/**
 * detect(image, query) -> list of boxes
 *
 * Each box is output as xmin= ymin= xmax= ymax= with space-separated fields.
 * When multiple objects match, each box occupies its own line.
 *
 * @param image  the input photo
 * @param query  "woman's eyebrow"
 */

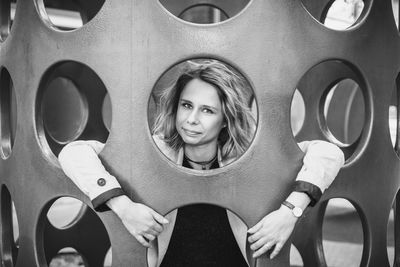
xmin=180 ymin=98 xmax=192 ymax=103
xmin=202 ymin=104 xmax=219 ymax=111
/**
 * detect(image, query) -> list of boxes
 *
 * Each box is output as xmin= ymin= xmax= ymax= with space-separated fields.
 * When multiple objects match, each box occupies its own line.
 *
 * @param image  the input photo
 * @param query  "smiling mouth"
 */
xmin=182 ymin=128 xmax=201 ymax=136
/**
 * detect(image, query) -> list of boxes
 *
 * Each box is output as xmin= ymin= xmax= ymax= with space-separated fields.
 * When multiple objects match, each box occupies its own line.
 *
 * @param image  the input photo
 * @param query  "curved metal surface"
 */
xmin=0 ymin=0 xmax=398 ymax=266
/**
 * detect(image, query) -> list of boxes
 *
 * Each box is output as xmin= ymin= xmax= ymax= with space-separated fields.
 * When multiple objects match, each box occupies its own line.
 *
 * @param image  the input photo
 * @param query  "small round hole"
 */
xmin=322 ymin=198 xmax=363 ymax=266
xmin=35 ymin=0 xmax=105 ymax=31
xmin=179 ymin=4 xmax=229 ymax=24
xmin=1 ymin=185 xmax=19 ymax=266
xmin=159 ymin=0 xmax=250 ymax=24
xmin=291 ymin=89 xmax=306 ymax=137
xmin=324 ymin=0 xmax=365 ymax=30
xmin=0 ymin=0 xmax=17 ymax=42
xmin=387 ymin=203 xmax=395 ymax=266
xmin=47 ymin=197 xmax=84 ymax=229
xmin=322 ymin=78 xmax=365 ymax=147
xmin=148 ymin=59 xmax=257 ymax=169
xmin=0 ymin=67 xmax=17 ymax=160
xmin=390 ymin=74 xmax=400 ymax=156
xmin=48 ymin=247 xmax=86 ymax=267
xmin=301 ymin=0 xmax=366 ymax=31
xmin=393 ymin=0 xmax=399 ymax=29
xmin=40 ymin=197 xmax=112 ymax=267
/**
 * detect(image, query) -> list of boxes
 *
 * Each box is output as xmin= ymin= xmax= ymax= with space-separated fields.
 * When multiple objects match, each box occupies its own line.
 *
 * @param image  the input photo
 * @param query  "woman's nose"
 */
xmin=186 ymin=110 xmax=199 ymax=124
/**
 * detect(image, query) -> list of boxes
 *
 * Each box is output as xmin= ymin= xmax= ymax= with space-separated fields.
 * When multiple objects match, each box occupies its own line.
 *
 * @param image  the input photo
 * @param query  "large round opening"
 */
xmin=295 ymin=60 xmax=368 ymax=161
xmin=35 ymin=0 xmax=106 ymax=31
xmin=322 ymin=198 xmax=364 ymax=266
xmin=148 ymin=59 xmax=257 ymax=169
xmin=36 ymin=61 xmax=110 ymax=158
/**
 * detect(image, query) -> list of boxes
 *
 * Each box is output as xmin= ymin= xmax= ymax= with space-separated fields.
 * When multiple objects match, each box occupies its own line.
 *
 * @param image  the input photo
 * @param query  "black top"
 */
xmin=159 ymin=157 xmax=248 ymax=267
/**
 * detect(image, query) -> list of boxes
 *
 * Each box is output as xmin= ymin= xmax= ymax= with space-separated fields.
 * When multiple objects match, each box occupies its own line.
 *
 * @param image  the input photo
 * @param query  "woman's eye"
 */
xmin=182 ymin=103 xmax=191 ymax=109
xmin=203 ymin=108 xmax=214 ymax=114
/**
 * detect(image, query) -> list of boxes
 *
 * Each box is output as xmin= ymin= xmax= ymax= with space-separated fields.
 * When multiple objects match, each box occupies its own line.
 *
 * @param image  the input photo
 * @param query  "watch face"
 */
xmin=293 ymin=207 xmax=303 ymax=217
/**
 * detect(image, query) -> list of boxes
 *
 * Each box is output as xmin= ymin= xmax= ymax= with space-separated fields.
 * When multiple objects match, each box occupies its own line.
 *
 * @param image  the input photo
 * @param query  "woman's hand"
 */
xmin=247 ymin=205 xmax=298 ymax=259
xmin=107 ymin=195 xmax=169 ymax=247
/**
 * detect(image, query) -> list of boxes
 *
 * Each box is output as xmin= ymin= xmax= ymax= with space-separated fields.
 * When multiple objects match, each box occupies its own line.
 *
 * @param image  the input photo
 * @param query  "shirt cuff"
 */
xmin=91 ymin=188 xmax=126 ymax=212
xmin=293 ymin=180 xmax=322 ymax=206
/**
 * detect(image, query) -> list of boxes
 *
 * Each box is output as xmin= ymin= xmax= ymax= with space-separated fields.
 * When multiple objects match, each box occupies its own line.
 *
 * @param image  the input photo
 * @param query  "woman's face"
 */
xmin=175 ymin=78 xmax=225 ymax=149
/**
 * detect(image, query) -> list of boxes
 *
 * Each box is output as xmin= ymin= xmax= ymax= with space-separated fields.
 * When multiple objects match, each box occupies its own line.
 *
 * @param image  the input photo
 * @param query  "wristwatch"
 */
xmin=282 ymin=200 xmax=303 ymax=218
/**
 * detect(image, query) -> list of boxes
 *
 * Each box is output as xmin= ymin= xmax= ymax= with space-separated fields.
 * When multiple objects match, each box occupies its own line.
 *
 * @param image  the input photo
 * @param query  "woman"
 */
xmin=58 ymin=60 xmax=345 ymax=266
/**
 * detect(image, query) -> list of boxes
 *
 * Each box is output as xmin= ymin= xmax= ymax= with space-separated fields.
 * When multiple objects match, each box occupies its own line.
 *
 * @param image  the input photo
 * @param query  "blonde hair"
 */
xmin=153 ymin=59 xmax=256 ymax=159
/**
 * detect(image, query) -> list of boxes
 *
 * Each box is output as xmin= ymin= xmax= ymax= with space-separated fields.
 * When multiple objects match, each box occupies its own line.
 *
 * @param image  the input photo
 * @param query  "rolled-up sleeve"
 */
xmin=58 ymin=140 xmax=125 ymax=211
xmin=296 ymin=140 xmax=345 ymax=194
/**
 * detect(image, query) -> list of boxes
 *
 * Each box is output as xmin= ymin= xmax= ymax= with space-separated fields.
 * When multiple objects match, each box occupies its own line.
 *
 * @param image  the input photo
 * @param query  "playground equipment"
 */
xmin=0 ymin=0 xmax=399 ymax=266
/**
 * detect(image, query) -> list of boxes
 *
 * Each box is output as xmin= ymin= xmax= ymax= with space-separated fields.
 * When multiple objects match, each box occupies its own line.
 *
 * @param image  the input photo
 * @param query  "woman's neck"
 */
xmin=184 ymin=143 xmax=217 ymax=162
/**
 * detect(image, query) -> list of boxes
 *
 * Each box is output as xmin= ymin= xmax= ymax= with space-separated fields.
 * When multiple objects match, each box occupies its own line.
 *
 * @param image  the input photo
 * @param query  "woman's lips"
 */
xmin=182 ymin=128 xmax=201 ymax=136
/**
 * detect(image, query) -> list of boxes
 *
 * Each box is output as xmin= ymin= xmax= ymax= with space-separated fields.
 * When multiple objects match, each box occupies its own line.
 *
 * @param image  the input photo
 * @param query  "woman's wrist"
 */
xmin=284 ymin=191 xmax=311 ymax=211
xmin=106 ymin=195 xmax=134 ymax=216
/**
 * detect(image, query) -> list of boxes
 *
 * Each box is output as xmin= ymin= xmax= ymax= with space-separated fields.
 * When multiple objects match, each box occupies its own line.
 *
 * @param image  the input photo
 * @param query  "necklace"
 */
xmin=184 ymin=154 xmax=217 ymax=170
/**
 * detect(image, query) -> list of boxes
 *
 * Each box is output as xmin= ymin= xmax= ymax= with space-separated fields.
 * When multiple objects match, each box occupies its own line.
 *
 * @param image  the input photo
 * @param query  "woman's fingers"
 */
xmin=135 ymin=235 xmax=151 ymax=247
xmin=253 ymin=242 xmax=274 ymax=258
xmin=247 ymin=220 xmax=263 ymax=234
xmin=270 ymin=243 xmax=283 ymax=259
xmin=152 ymin=210 xmax=169 ymax=225
xmin=143 ymin=233 xmax=156 ymax=241
xmin=249 ymin=237 xmax=268 ymax=251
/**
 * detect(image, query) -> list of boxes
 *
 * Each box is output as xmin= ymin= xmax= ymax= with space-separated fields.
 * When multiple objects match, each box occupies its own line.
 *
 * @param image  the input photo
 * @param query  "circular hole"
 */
xmin=0 ymin=0 xmax=17 ymax=42
xmin=150 ymin=204 xmax=249 ymax=266
xmin=42 ymin=77 xmax=88 ymax=145
xmin=323 ymin=78 xmax=365 ymax=147
xmin=390 ymin=75 xmax=399 ymax=155
xmin=40 ymin=197 xmax=112 ymax=266
xmin=159 ymin=0 xmax=250 ymax=24
xmin=47 ymin=197 xmax=84 ymax=229
xmin=148 ymin=59 xmax=257 ymax=169
xmin=1 ymin=185 xmax=19 ymax=265
xmin=36 ymin=61 xmax=110 ymax=158
xmin=290 ymin=244 xmax=304 ymax=267
xmin=102 ymin=93 xmax=112 ymax=132
xmin=291 ymin=89 xmax=306 ymax=137
xmin=322 ymin=198 xmax=363 ymax=266
xmin=387 ymin=202 xmax=395 ymax=267
xmin=301 ymin=0 xmax=365 ymax=30
xmin=393 ymin=0 xmax=399 ymax=29
xmin=36 ymin=0 xmax=105 ymax=31
xmin=0 ymin=67 xmax=17 ymax=160
xmin=104 ymin=247 xmax=112 ymax=267
xmin=324 ymin=0 xmax=364 ymax=30
xmin=48 ymin=247 xmax=86 ymax=267
xmin=179 ymin=4 xmax=229 ymax=24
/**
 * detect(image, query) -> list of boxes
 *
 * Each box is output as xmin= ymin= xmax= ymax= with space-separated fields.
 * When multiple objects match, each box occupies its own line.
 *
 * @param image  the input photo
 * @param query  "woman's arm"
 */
xmin=58 ymin=140 xmax=168 ymax=247
xmin=248 ymin=140 xmax=345 ymax=259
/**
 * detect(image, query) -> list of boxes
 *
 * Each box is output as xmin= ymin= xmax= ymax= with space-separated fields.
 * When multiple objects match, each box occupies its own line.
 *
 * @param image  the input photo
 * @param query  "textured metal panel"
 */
xmin=0 ymin=0 xmax=398 ymax=266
